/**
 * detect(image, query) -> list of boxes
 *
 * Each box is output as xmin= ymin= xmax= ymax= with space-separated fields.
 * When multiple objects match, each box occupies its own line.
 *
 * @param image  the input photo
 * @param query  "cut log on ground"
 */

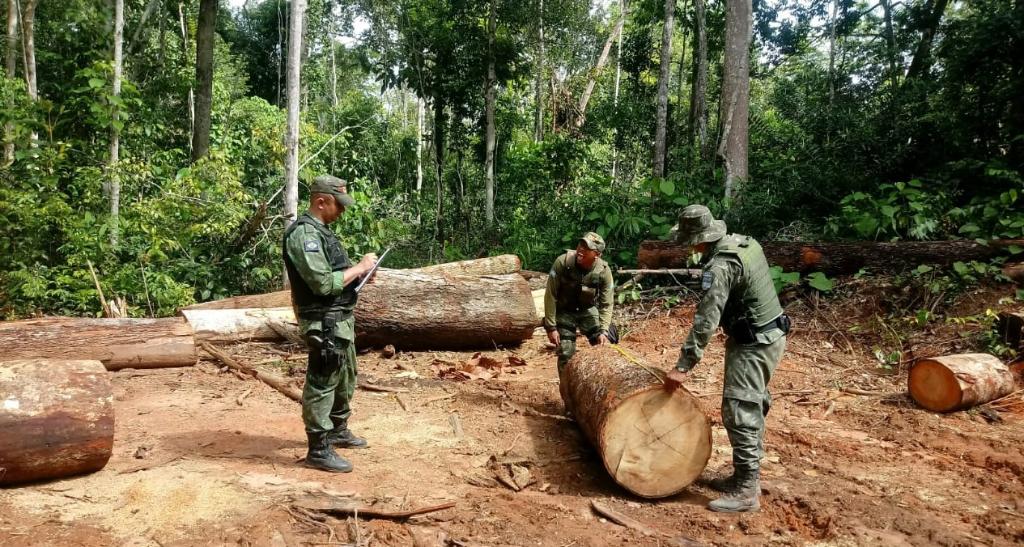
xmin=0 ymin=317 xmax=196 ymax=370
xmin=416 ymin=254 xmax=520 ymax=276
xmin=181 ymin=307 xmax=297 ymax=342
xmin=562 ymin=346 xmax=712 ymax=498
xmin=180 ymin=272 xmax=538 ymax=349
xmin=638 ymin=239 xmax=1024 ymax=275
xmin=0 ymin=359 xmax=114 ymax=485
xmin=1002 ymin=262 xmax=1024 ymax=285
xmin=909 ymin=353 xmax=1021 ymax=412
xmin=356 ymin=271 xmax=537 ymax=349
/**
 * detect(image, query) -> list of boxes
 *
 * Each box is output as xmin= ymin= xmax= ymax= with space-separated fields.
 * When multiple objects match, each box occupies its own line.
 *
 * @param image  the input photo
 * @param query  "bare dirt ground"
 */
xmin=3 ymin=282 xmax=1024 ymax=546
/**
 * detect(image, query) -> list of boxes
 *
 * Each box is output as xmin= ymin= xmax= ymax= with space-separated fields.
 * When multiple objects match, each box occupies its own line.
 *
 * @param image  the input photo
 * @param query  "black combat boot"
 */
xmin=305 ymin=432 xmax=353 ymax=472
xmin=705 ymin=467 xmax=738 ymax=493
xmin=708 ymin=468 xmax=760 ymax=513
xmin=326 ymin=421 xmax=368 ymax=449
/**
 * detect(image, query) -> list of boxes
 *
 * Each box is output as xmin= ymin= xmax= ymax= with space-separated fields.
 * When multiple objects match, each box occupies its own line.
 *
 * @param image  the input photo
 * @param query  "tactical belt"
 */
xmin=726 ymin=314 xmax=791 ymax=344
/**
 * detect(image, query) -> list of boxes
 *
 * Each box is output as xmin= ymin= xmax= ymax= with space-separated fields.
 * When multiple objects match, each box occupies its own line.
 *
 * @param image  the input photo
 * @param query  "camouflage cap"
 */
xmin=672 ymin=204 xmax=726 ymax=246
xmin=578 ymin=231 xmax=606 ymax=253
xmin=310 ymin=175 xmax=355 ymax=208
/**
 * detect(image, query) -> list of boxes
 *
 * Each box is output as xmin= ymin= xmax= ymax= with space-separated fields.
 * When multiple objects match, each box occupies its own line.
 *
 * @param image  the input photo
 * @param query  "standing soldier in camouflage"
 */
xmin=543 ymin=232 xmax=616 ymax=410
xmin=663 ymin=205 xmax=790 ymax=513
xmin=282 ymin=175 xmax=378 ymax=473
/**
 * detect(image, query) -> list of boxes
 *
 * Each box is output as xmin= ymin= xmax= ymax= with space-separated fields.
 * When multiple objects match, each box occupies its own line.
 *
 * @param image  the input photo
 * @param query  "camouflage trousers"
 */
xmin=301 ymin=331 xmax=358 ymax=434
xmin=554 ymin=307 xmax=604 ymax=374
xmin=722 ymin=334 xmax=786 ymax=472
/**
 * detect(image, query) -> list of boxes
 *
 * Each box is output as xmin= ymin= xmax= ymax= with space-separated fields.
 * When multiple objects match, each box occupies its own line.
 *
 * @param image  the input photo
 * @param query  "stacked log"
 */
xmin=908 ymin=353 xmax=1021 ymax=412
xmin=0 ymin=317 xmax=196 ymax=370
xmin=0 ymin=359 xmax=114 ymax=485
xmin=562 ymin=346 xmax=712 ymax=498
xmin=638 ymin=239 xmax=1024 ymax=275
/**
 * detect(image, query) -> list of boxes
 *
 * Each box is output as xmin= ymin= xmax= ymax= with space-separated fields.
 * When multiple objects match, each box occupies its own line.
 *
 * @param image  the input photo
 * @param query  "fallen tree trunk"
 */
xmin=638 ymin=239 xmax=1024 ymax=275
xmin=356 ymin=271 xmax=537 ymax=349
xmin=182 ymin=256 xmax=525 ymax=312
xmin=909 ymin=353 xmax=1021 ymax=412
xmin=416 ymin=254 xmax=520 ymax=276
xmin=0 ymin=317 xmax=196 ymax=370
xmin=563 ymin=346 xmax=711 ymax=498
xmin=0 ymin=359 xmax=114 ymax=485
xmin=200 ymin=342 xmax=302 ymax=402
xmin=182 ymin=271 xmax=538 ymax=349
xmin=181 ymin=307 xmax=296 ymax=342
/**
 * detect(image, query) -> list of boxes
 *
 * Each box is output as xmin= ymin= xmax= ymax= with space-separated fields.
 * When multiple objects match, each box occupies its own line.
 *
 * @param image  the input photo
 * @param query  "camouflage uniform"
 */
xmin=672 ymin=205 xmax=789 ymax=512
xmin=543 ymin=233 xmax=615 ymax=408
xmin=282 ymin=176 xmax=368 ymax=473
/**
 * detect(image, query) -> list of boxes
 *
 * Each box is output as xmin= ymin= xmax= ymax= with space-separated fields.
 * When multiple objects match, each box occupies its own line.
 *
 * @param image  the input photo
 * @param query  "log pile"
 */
xmin=0 ymin=359 xmax=114 ymax=484
xmin=908 ymin=353 xmax=1022 ymax=412
xmin=562 ymin=346 xmax=712 ymax=498
xmin=638 ymin=239 xmax=1024 ymax=275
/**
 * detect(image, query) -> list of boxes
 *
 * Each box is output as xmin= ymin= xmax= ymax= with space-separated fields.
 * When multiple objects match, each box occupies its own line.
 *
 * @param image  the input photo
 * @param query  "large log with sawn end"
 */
xmin=356 ymin=271 xmax=537 ymax=349
xmin=0 ymin=359 xmax=114 ymax=485
xmin=908 ymin=353 xmax=1020 ymax=412
xmin=0 ymin=317 xmax=196 ymax=370
xmin=563 ymin=346 xmax=712 ymax=498
xmin=637 ymin=239 xmax=1024 ymax=275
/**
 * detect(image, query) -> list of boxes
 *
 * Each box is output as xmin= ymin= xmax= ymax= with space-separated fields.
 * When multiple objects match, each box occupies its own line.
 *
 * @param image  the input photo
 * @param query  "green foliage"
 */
xmin=825 ymin=180 xmax=951 ymax=241
xmin=770 ymin=266 xmax=800 ymax=293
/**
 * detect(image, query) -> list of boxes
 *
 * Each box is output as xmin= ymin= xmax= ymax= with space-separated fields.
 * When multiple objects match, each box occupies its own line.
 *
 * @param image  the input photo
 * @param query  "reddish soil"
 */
xmin=2 ymin=284 xmax=1024 ymax=546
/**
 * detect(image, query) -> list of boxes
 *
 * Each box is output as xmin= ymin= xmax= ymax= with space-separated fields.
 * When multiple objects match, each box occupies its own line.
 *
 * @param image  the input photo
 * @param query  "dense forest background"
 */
xmin=0 ymin=0 xmax=1022 ymax=318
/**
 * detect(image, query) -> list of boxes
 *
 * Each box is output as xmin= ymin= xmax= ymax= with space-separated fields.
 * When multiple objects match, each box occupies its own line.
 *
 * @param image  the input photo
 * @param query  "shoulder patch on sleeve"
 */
xmin=303 ymin=240 xmax=321 ymax=252
xmin=701 ymin=270 xmax=715 ymax=290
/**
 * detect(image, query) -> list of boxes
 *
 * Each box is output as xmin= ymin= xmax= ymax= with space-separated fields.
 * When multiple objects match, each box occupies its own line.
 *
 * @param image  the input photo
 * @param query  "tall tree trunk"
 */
xmin=717 ymin=0 xmax=751 ymax=201
xmin=433 ymin=95 xmax=446 ymax=244
xmin=328 ymin=25 xmax=338 ymax=108
xmin=178 ymin=3 xmax=194 ymax=152
xmin=416 ymin=98 xmax=424 ymax=192
xmin=483 ymin=0 xmax=496 ymax=228
xmin=282 ymin=0 xmax=306 ymax=234
xmin=20 ymin=0 xmax=35 ymax=147
xmin=611 ymin=0 xmax=624 ymax=180
xmin=675 ymin=0 xmax=688 ymax=122
xmin=191 ymin=0 xmax=216 ymax=162
xmin=533 ymin=0 xmax=544 ymax=142
xmin=827 ymin=0 xmax=837 ymax=112
xmin=576 ymin=13 xmax=625 ymax=128
xmin=880 ymin=0 xmax=899 ymax=90
xmin=4 ymin=0 xmax=17 ymax=164
xmin=109 ymin=0 xmax=124 ymax=248
xmin=903 ymin=0 xmax=950 ymax=84
xmin=127 ymin=0 xmax=161 ymax=55
xmin=653 ymin=0 xmax=676 ymax=179
xmin=688 ymin=0 xmax=708 ymax=157
xmin=20 ymin=0 xmax=34 ymax=100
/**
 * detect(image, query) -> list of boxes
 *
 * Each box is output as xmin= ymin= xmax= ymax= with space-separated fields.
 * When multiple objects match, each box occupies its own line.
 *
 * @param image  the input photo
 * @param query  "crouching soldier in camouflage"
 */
xmin=282 ymin=175 xmax=378 ymax=473
xmin=663 ymin=205 xmax=790 ymax=513
xmin=543 ymin=232 xmax=616 ymax=411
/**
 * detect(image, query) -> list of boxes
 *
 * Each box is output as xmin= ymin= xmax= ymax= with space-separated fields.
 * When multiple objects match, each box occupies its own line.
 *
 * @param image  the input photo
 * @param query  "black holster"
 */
xmin=319 ymin=313 xmax=341 ymax=372
xmin=726 ymin=314 xmax=791 ymax=344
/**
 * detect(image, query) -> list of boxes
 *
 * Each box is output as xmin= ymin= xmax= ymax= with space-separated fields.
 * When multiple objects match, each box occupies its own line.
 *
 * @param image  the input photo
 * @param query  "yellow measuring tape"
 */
xmin=610 ymin=343 xmax=665 ymax=383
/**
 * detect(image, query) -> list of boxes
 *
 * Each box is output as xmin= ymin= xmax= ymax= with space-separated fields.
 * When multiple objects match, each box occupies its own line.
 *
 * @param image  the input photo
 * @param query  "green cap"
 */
xmin=579 ymin=231 xmax=606 ymax=252
xmin=310 ymin=175 xmax=355 ymax=208
xmin=672 ymin=204 xmax=726 ymax=246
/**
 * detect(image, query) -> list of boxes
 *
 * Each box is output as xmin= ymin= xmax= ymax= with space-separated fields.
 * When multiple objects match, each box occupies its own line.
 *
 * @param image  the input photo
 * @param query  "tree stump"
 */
xmin=909 ymin=353 xmax=1020 ymax=412
xmin=0 ymin=359 xmax=114 ymax=485
xmin=563 ymin=346 xmax=712 ymax=498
